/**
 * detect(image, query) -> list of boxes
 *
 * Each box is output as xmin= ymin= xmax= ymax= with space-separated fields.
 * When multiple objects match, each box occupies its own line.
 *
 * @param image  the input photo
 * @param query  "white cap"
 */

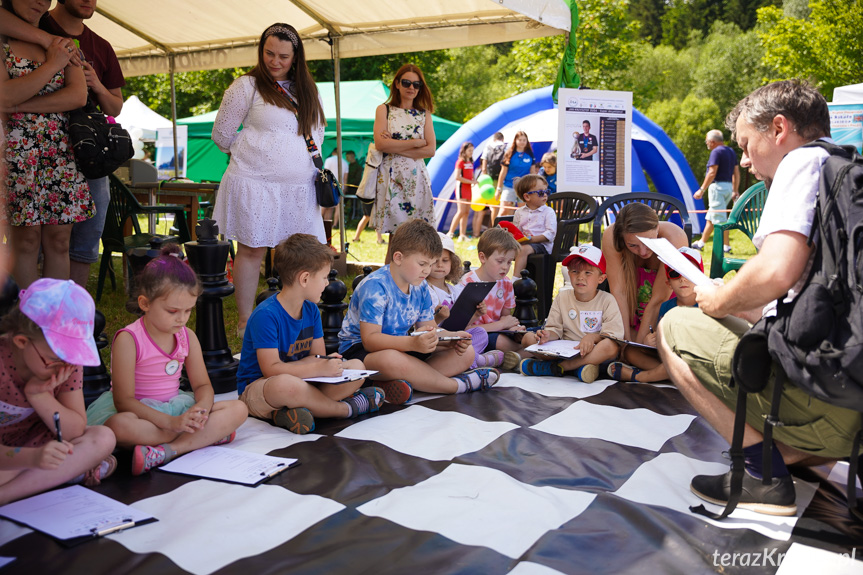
xmin=438 ymin=232 xmax=455 ymax=254
xmin=562 ymin=244 xmax=606 ymax=273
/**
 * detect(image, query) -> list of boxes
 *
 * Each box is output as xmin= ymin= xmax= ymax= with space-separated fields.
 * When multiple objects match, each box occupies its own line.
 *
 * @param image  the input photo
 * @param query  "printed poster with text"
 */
xmin=828 ymin=102 xmax=863 ymax=154
xmin=558 ymin=89 xmax=632 ymax=197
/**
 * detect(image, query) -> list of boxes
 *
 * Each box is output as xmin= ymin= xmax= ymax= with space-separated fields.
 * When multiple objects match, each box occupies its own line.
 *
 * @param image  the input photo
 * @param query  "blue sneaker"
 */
xmin=519 ymin=359 xmax=564 ymax=377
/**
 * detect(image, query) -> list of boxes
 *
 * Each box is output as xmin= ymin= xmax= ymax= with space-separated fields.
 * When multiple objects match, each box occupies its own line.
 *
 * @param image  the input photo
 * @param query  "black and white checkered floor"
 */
xmin=2 ymin=374 xmax=862 ymax=574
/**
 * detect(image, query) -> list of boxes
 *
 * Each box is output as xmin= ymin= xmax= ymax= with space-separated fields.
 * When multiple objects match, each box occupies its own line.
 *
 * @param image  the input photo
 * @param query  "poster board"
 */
xmin=828 ymin=102 xmax=863 ymax=154
xmin=156 ymin=125 xmax=188 ymax=180
xmin=557 ymin=89 xmax=632 ymax=197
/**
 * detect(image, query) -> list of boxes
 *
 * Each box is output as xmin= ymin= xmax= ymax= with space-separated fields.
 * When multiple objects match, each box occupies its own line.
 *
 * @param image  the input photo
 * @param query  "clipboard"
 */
xmin=158 ymin=446 xmax=299 ymax=486
xmin=439 ymin=281 xmax=495 ymax=331
xmin=0 ymin=485 xmax=157 ymax=547
xmin=600 ymin=334 xmax=659 ymax=354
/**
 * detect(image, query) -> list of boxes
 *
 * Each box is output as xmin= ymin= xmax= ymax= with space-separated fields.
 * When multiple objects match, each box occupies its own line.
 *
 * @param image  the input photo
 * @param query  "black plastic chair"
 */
xmin=495 ymin=192 xmax=598 ymax=317
xmin=97 ymin=174 xmax=190 ymax=301
xmin=591 ymin=192 xmax=693 ymax=249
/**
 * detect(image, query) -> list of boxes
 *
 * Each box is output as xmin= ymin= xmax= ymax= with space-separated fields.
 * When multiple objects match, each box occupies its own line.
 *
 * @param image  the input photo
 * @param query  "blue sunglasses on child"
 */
xmin=525 ymin=189 xmax=550 ymax=197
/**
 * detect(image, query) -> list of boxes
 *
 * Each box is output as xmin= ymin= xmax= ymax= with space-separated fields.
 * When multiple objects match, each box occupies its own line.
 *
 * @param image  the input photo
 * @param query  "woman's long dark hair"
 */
xmin=245 ymin=23 xmax=325 ymax=137
xmin=503 ymin=130 xmax=534 ymax=165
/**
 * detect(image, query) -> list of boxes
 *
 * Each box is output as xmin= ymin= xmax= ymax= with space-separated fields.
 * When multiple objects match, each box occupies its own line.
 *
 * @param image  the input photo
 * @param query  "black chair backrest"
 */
xmin=102 ymin=175 xmax=144 ymax=253
xmin=591 ymin=192 xmax=692 ymax=248
xmin=546 ymin=192 xmax=598 ymax=259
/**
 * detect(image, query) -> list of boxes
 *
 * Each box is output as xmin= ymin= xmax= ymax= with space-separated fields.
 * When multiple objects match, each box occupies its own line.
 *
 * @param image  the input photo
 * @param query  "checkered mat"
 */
xmin=2 ymin=374 xmax=862 ymax=574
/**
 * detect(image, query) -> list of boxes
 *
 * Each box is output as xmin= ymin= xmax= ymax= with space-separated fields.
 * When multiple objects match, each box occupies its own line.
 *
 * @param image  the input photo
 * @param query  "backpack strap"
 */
xmin=761 ymin=365 xmax=787 ymax=482
xmin=691 ymin=382 xmax=748 ymax=520
xmin=273 ymin=81 xmax=323 ymax=171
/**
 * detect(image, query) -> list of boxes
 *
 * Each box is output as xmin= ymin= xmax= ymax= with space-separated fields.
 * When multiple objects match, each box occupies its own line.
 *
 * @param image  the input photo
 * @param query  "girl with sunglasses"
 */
xmin=510 ymin=174 xmax=557 ymax=278
xmin=372 ymin=64 xmax=436 ymax=234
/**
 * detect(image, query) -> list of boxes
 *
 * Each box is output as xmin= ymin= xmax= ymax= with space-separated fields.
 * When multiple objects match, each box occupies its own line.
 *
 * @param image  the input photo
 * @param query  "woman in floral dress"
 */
xmin=1 ymin=0 xmax=92 ymax=288
xmin=372 ymin=64 xmax=436 ymax=234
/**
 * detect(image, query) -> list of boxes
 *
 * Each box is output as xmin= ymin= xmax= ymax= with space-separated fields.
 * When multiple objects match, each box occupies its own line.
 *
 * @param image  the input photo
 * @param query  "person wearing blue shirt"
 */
xmin=339 ymin=219 xmax=500 ymax=404
xmin=495 ymin=130 xmax=536 ymax=217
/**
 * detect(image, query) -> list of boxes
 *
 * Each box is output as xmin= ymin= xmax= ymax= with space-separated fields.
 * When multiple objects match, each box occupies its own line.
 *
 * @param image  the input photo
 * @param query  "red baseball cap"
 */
xmin=562 ymin=244 xmax=606 ymax=273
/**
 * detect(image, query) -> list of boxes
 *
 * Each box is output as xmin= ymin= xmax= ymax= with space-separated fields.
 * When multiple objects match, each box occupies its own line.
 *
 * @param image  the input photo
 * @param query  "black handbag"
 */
xmin=68 ymin=100 xmax=134 ymax=180
xmin=274 ymin=82 xmax=341 ymax=208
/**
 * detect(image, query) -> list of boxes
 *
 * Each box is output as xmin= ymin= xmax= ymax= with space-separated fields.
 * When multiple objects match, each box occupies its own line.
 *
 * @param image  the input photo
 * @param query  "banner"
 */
xmin=828 ymin=102 xmax=863 ymax=154
xmin=155 ymin=126 xmax=188 ymax=180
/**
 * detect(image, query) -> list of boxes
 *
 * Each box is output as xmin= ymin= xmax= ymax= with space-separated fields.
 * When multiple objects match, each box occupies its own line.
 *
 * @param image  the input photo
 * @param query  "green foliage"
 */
xmin=619 ymin=42 xmax=694 ymax=110
xmin=758 ymin=0 xmax=863 ymax=97
xmin=428 ymin=46 xmax=515 ymax=123
xmin=124 ymin=68 xmax=248 ymax=119
xmin=645 ymin=94 xmax=724 ymax=180
xmin=574 ymin=0 xmax=640 ymax=89
xmin=509 ymin=35 xmax=566 ymax=94
xmin=628 ymin=0 xmax=667 ymax=44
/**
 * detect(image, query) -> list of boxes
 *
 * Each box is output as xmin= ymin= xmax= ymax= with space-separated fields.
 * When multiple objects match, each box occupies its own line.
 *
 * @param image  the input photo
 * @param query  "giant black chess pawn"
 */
xmin=184 ymin=219 xmax=239 ymax=394
xmin=352 ymin=265 xmax=373 ymax=292
xmin=319 ymin=269 xmax=347 ymax=355
xmin=127 ymin=236 xmax=170 ymax=302
xmin=83 ymin=309 xmax=111 ymax=407
xmin=513 ymin=268 xmax=539 ymax=328
xmin=255 ymin=276 xmax=280 ymax=307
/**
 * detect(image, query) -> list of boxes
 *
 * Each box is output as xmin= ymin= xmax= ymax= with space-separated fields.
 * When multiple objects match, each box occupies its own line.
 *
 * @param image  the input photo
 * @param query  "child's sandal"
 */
xmin=607 ymin=362 xmax=642 ymax=382
xmin=82 ymin=454 xmax=118 ymax=487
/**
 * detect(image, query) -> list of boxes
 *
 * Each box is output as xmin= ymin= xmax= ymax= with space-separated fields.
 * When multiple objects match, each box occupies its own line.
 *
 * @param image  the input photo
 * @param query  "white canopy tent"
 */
xmin=114 ymin=95 xmax=172 ymax=140
xmin=833 ymin=83 xmax=863 ymax=103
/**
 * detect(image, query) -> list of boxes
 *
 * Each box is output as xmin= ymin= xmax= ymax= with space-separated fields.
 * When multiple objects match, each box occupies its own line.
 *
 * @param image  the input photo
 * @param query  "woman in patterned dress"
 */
xmin=1 ymin=0 xmax=92 ymax=288
xmin=372 ymin=64 xmax=436 ymax=235
xmin=211 ymin=23 xmax=326 ymax=334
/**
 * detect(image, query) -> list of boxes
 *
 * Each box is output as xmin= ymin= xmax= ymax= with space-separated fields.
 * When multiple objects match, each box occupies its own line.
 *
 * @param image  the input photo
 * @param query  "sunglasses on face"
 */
xmin=525 ymin=190 xmax=549 ymax=197
xmin=399 ymin=79 xmax=423 ymax=90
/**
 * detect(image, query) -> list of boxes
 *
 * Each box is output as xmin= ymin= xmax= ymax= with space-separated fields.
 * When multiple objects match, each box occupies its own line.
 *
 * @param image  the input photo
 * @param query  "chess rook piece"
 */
xmin=255 ymin=276 xmax=280 ymax=307
xmin=352 ymin=265 xmax=373 ymax=292
xmin=319 ymin=269 xmax=347 ymax=355
xmin=83 ymin=309 xmax=111 ymax=406
xmin=184 ymin=219 xmax=239 ymax=394
xmin=513 ymin=268 xmax=538 ymax=328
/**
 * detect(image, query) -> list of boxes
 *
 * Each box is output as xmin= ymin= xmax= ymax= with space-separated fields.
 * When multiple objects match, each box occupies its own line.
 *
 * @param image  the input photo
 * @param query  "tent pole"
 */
xmin=333 ymin=37 xmax=345 ymax=256
xmin=169 ymin=53 xmax=179 ymax=179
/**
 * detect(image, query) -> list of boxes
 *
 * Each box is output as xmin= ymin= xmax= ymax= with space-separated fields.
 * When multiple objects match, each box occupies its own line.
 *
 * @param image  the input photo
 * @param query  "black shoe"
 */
xmin=690 ymin=469 xmax=797 ymax=516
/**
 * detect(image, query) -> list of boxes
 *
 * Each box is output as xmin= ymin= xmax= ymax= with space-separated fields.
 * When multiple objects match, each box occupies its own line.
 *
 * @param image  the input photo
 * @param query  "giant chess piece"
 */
xmin=0 ymin=275 xmax=19 ymax=317
xmin=255 ymin=276 xmax=280 ymax=307
xmin=83 ymin=309 xmax=111 ymax=406
xmin=319 ymin=269 xmax=347 ymax=355
xmin=127 ymin=236 xmax=169 ymax=300
xmin=185 ymin=219 xmax=239 ymax=393
xmin=513 ymin=268 xmax=539 ymax=328
xmin=352 ymin=265 xmax=373 ymax=292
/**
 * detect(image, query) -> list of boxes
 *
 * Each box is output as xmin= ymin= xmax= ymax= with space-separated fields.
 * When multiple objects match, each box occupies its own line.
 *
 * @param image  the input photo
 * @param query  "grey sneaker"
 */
xmin=690 ymin=469 xmax=797 ymax=516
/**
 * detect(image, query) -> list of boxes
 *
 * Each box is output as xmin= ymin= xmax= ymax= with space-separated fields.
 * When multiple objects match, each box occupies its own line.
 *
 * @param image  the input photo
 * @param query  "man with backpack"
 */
xmin=657 ymin=80 xmax=861 ymax=517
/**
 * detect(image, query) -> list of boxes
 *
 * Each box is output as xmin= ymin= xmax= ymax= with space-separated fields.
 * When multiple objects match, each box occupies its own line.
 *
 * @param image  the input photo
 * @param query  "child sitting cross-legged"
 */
xmin=458 ymin=227 xmax=530 ymax=370
xmin=339 ymin=219 xmax=500 ymax=404
xmin=519 ymin=245 xmax=624 ymax=382
xmin=607 ymin=246 xmax=702 ymax=383
xmin=236 ymin=234 xmax=384 ymax=435
xmin=0 ymin=279 xmax=117 ymax=505
xmin=87 ymin=245 xmax=248 ymax=475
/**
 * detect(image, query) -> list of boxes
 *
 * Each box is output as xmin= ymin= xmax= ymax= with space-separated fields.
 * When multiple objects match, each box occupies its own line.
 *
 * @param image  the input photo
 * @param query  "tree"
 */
xmin=618 ymin=42 xmax=695 ymax=110
xmin=124 ymin=68 xmax=248 ymax=119
xmin=628 ymin=0 xmax=666 ymax=45
xmin=428 ymin=46 xmax=515 ymax=123
xmin=758 ymin=0 xmax=863 ymax=97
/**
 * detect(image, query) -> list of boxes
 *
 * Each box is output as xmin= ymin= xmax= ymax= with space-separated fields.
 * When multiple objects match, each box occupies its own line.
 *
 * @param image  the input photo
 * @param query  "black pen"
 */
xmin=649 ymin=324 xmax=654 ymax=334
xmin=53 ymin=412 xmax=62 ymax=443
xmin=315 ymin=355 xmax=341 ymax=360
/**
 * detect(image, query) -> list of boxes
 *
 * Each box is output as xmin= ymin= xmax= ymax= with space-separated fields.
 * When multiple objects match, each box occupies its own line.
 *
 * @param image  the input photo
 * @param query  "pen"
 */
xmin=92 ymin=519 xmax=135 ymax=537
xmin=315 ymin=355 xmax=341 ymax=360
xmin=53 ymin=412 xmax=62 ymax=443
xmin=649 ymin=324 xmax=654 ymax=334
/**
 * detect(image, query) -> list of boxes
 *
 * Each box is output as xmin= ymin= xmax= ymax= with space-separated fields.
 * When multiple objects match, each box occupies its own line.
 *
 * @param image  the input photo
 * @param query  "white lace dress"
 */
xmin=211 ymin=76 xmax=325 ymax=247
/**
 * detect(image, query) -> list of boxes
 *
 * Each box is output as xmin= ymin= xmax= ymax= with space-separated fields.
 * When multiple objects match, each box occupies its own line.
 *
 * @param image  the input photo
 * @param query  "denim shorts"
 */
xmin=706 ymin=181 xmax=734 ymax=224
xmin=499 ymin=185 xmax=519 ymax=204
xmin=69 ymin=176 xmax=110 ymax=264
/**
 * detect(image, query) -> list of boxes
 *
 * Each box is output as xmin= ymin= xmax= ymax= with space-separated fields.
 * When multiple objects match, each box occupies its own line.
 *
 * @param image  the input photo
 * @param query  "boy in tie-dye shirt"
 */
xmin=339 ymin=220 xmax=501 ymax=404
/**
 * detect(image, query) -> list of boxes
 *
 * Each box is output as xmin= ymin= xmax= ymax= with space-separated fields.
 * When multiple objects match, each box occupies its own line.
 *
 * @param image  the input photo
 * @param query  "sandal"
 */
xmin=607 ymin=362 xmax=642 ymax=382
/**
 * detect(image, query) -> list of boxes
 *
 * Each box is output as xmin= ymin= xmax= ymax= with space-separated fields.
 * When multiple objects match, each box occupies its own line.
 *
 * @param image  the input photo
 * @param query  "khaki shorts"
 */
xmin=661 ymin=306 xmax=861 ymax=459
xmin=239 ymin=378 xmax=279 ymax=420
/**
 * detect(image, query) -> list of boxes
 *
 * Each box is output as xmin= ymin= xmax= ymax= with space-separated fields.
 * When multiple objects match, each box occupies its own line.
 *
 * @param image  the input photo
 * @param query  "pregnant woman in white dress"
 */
xmin=212 ymin=23 xmax=326 ymax=334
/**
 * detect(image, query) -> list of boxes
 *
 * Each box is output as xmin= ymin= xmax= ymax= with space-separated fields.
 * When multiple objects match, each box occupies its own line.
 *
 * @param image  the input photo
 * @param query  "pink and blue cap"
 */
xmin=19 ymin=278 xmax=100 ymax=367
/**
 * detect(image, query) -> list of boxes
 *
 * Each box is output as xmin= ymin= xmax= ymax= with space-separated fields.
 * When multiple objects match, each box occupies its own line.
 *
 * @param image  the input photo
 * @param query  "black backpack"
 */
xmin=486 ymin=143 xmax=506 ymax=180
xmin=697 ymin=140 xmax=863 ymax=521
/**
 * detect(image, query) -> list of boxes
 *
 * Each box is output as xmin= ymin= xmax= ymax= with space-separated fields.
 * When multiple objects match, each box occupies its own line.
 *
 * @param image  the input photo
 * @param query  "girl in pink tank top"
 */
xmin=86 ymin=245 xmax=247 ymax=475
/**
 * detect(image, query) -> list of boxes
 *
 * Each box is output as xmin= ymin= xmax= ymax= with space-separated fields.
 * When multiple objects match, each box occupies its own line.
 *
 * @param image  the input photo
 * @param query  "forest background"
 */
xmin=126 ymin=0 xmax=862 ymax=182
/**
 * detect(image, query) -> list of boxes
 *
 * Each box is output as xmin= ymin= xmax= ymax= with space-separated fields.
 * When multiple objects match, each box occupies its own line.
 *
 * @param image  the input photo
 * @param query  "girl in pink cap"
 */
xmin=86 ymin=245 xmax=247 ymax=475
xmin=0 ymin=278 xmax=117 ymax=505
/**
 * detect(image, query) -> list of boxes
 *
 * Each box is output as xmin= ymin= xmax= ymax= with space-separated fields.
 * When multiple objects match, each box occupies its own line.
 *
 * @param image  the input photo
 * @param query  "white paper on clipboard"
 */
xmin=636 ymin=236 xmax=713 ymax=287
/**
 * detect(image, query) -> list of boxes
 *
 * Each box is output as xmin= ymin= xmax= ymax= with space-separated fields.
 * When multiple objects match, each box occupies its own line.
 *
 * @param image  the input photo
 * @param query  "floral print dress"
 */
xmin=373 ymin=106 xmax=435 ymax=234
xmin=3 ymin=44 xmax=93 ymax=227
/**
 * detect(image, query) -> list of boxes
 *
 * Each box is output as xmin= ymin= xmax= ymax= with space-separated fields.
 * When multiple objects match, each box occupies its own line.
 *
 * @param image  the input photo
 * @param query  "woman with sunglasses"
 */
xmin=602 ymin=203 xmax=688 ymax=356
xmin=372 ymin=64 xmax=436 ymax=234
xmin=211 ymin=23 xmax=326 ymax=337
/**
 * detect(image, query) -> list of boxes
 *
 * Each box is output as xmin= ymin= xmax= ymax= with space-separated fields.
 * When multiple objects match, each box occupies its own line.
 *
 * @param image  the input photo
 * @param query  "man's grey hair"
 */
xmin=706 ymin=130 xmax=724 ymax=143
xmin=725 ymin=79 xmax=830 ymax=142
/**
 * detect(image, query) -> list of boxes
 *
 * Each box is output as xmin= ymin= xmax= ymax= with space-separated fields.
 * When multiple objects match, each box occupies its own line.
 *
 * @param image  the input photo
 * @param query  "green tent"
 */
xmin=177 ymin=80 xmax=461 ymax=183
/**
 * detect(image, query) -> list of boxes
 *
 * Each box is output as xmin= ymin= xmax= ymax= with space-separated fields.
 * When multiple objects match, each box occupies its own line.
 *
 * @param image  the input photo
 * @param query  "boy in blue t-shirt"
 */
xmin=538 ymin=152 xmax=557 ymax=194
xmin=339 ymin=219 xmax=500 ymax=404
xmin=237 ymin=234 xmax=384 ymax=435
xmin=607 ymin=247 xmax=702 ymax=383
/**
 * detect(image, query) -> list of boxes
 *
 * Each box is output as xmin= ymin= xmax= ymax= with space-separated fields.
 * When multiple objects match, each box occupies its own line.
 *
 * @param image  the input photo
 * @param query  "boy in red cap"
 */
xmin=607 ymin=246 xmax=702 ymax=383
xmin=519 ymin=245 xmax=624 ymax=382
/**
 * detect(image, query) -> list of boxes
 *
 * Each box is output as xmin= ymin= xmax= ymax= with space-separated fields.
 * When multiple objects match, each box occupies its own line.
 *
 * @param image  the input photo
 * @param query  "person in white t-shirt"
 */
xmin=658 ymin=79 xmax=860 ymax=516
xmin=322 ymin=149 xmax=348 ymax=228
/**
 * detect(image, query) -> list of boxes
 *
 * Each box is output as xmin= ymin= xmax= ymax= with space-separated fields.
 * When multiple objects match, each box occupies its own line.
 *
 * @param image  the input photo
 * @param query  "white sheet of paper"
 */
xmin=304 ymin=369 xmax=378 ymax=384
xmin=524 ymin=340 xmax=581 ymax=358
xmin=495 ymin=373 xmax=615 ymax=399
xmin=159 ymin=446 xmax=297 ymax=485
xmin=0 ymin=485 xmax=154 ymax=541
xmin=111 ymin=480 xmax=344 ymax=575
xmin=228 ymin=416 xmax=320 ymax=455
xmin=0 ymin=557 xmax=14 ymax=569
xmin=636 ymin=235 xmax=713 ymax=287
